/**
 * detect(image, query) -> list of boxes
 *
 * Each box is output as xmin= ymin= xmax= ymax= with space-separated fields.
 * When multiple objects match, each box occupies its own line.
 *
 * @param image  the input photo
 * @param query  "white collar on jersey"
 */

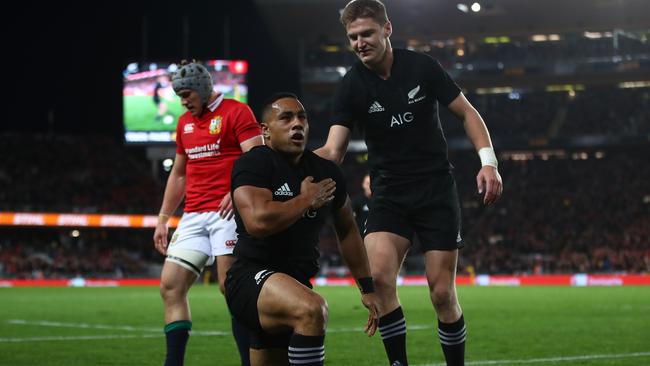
xmin=207 ymin=93 xmax=224 ymax=112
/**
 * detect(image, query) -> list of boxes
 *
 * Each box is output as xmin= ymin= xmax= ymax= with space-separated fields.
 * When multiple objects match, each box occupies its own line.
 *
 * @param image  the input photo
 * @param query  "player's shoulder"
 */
xmin=221 ymin=98 xmax=256 ymax=120
xmin=237 ymin=145 xmax=273 ymax=164
xmin=304 ymin=150 xmax=341 ymax=173
xmin=221 ymin=98 xmax=254 ymax=114
xmin=340 ymin=62 xmax=364 ymax=83
xmin=395 ymin=48 xmax=437 ymax=65
xmin=221 ymin=98 xmax=246 ymax=108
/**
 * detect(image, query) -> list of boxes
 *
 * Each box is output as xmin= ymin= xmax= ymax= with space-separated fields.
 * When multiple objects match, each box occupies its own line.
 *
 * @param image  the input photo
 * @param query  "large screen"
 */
xmin=123 ymin=60 xmax=249 ymax=144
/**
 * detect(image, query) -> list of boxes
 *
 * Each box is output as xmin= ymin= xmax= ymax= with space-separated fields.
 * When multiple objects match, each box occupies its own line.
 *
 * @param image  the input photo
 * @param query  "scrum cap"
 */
xmin=171 ymin=61 xmax=213 ymax=104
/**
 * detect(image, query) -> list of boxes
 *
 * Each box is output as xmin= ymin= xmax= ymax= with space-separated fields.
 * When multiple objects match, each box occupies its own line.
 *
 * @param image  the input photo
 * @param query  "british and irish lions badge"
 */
xmin=209 ymin=116 xmax=222 ymax=135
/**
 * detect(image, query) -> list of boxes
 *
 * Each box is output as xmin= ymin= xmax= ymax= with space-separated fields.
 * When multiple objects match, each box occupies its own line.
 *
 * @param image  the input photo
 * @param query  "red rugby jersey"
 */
xmin=176 ymin=94 xmax=261 ymax=212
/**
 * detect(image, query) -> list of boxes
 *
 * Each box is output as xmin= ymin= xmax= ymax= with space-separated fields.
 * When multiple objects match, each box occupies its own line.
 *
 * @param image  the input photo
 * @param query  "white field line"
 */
xmin=328 ymin=324 xmax=433 ymax=333
xmin=9 ymin=319 xmax=648 ymax=365
xmin=0 ymin=334 xmax=161 ymax=343
xmin=3 ymin=319 xmax=433 ymax=343
xmin=8 ymin=319 xmax=161 ymax=333
xmin=3 ymin=320 xmax=650 ymax=365
xmin=6 ymin=319 xmax=229 ymax=337
xmin=414 ymin=352 xmax=650 ymax=366
xmin=7 ymin=319 xmax=433 ymax=335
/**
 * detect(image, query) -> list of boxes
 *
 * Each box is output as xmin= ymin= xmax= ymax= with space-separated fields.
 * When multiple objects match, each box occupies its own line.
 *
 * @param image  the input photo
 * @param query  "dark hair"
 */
xmin=260 ymin=92 xmax=299 ymax=123
xmin=340 ymin=0 xmax=389 ymax=28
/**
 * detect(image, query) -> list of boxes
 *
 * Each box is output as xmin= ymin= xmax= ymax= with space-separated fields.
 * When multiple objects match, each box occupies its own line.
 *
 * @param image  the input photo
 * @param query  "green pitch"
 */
xmin=1 ymin=286 xmax=649 ymax=365
xmin=123 ymin=96 xmax=186 ymax=131
xmin=123 ymin=94 xmax=249 ymax=132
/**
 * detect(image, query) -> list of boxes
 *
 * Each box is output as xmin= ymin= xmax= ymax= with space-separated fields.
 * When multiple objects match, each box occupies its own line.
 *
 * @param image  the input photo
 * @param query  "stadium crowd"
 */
xmin=0 ymin=229 xmax=156 ymax=279
xmin=451 ymin=150 xmax=650 ymax=275
xmin=0 ymin=133 xmax=161 ymax=214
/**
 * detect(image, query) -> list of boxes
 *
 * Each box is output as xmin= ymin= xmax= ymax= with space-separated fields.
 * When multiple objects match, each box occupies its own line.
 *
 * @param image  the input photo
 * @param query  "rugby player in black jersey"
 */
xmin=316 ymin=2 xmax=503 ymax=365
xmin=225 ymin=93 xmax=380 ymax=366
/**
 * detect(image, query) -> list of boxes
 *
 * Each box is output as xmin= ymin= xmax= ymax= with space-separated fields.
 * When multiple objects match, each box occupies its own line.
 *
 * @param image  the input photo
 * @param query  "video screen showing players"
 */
xmin=122 ymin=60 xmax=248 ymax=143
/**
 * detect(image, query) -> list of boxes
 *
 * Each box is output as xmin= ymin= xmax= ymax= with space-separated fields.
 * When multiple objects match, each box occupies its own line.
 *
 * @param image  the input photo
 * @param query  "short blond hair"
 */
xmin=340 ymin=0 xmax=389 ymax=28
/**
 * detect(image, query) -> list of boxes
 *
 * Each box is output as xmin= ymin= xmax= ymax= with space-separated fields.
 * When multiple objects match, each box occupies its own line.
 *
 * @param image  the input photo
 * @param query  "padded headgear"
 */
xmin=171 ymin=62 xmax=213 ymax=104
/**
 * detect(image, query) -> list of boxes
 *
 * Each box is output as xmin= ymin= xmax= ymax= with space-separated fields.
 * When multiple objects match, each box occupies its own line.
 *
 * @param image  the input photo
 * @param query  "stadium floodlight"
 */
xmin=457 ymin=3 xmax=469 ymax=13
xmin=471 ymin=2 xmax=481 ymax=12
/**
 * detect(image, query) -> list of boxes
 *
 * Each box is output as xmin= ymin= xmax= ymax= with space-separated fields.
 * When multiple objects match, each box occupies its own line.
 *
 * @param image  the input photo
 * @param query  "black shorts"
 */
xmin=224 ymin=259 xmax=292 ymax=349
xmin=366 ymin=171 xmax=463 ymax=252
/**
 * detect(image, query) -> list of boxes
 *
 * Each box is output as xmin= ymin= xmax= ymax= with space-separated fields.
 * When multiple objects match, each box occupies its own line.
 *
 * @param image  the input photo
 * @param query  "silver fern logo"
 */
xmin=408 ymin=85 xmax=425 ymax=104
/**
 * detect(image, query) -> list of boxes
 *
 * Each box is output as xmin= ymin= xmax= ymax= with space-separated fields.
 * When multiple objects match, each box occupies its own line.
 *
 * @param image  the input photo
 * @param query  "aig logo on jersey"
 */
xmin=303 ymin=208 xmax=317 ymax=219
xmin=390 ymin=112 xmax=414 ymax=127
xmin=209 ymin=116 xmax=222 ymax=135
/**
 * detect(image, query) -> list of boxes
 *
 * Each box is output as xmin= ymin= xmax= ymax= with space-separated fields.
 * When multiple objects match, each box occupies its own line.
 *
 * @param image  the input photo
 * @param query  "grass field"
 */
xmin=1 ymin=285 xmax=649 ymax=365
xmin=123 ymin=96 xmax=186 ymax=132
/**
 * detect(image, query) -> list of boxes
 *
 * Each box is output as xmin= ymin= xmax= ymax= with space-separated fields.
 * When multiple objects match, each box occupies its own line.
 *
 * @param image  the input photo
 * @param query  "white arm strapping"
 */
xmin=478 ymin=147 xmax=498 ymax=168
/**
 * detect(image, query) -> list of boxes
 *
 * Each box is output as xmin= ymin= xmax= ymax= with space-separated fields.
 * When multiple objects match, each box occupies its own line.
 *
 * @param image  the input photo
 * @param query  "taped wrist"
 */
xmin=158 ymin=213 xmax=170 ymax=224
xmin=478 ymin=147 xmax=498 ymax=168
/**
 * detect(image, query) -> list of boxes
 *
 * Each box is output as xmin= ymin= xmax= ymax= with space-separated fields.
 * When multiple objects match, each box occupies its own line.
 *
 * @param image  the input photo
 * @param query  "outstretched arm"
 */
xmin=314 ymin=125 xmax=352 ymax=165
xmin=333 ymin=197 xmax=379 ymax=336
xmin=448 ymin=93 xmax=503 ymax=205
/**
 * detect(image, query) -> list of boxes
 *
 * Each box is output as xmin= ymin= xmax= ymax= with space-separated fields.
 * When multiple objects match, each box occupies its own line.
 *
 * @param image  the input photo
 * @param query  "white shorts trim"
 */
xmin=166 ymin=248 xmax=211 ymax=276
xmin=168 ymin=211 xmax=238 ymax=258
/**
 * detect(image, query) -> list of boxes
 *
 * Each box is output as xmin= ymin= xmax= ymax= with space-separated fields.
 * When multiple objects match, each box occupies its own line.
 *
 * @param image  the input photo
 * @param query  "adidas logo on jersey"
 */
xmin=368 ymin=101 xmax=385 ymax=113
xmin=274 ymin=183 xmax=294 ymax=196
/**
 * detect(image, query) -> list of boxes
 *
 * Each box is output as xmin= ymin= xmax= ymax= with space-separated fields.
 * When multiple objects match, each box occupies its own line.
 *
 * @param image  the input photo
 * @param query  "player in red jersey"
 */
xmin=153 ymin=60 xmax=263 ymax=366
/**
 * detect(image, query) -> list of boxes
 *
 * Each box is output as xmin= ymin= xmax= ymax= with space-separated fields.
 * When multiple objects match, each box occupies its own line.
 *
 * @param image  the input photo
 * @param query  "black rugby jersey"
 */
xmin=231 ymin=145 xmax=347 ymax=279
xmin=331 ymin=49 xmax=461 ymax=180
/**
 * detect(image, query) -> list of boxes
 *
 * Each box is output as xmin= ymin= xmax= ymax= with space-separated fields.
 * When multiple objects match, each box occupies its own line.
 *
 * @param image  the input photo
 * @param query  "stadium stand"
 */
xmin=0 ymin=228 xmax=157 ymax=279
xmin=0 ymin=134 xmax=162 ymax=214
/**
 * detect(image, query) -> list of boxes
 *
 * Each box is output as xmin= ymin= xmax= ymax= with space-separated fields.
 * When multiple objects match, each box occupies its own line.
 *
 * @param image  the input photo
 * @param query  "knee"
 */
xmin=160 ymin=280 xmax=184 ymax=302
xmin=371 ymin=270 xmax=396 ymax=294
xmin=429 ymin=285 xmax=454 ymax=311
xmin=294 ymin=294 xmax=328 ymax=330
